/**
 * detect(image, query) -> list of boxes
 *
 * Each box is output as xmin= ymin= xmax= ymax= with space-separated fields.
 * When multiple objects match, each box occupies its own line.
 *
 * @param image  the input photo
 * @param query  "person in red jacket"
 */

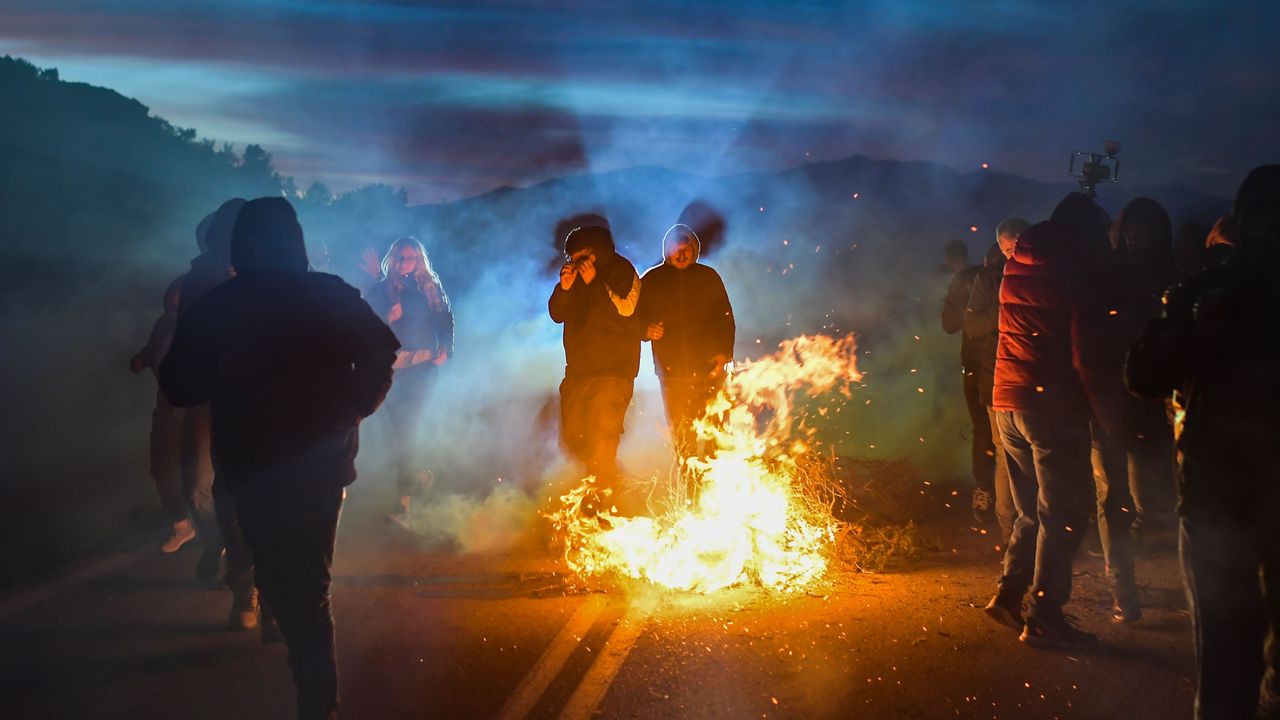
xmin=963 ymin=216 xmax=1029 ymax=542
xmin=983 ymin=193 xmax=1128 ymax=649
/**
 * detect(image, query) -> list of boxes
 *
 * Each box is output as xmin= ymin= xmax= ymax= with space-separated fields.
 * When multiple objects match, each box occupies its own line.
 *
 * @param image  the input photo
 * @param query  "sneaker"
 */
xmin=971 ymin=488 xmax=993 ymax=523
xmin=196 ymin=548 xmax=224 ymax=582
xmin=386 ymin=496 xmax=413 ymax=528
xmin=1112 ymin=586 xmax=1142 ymax=624
xmin=1020 ymin=611 xmax=1097 ymax=649
xmin=159 ymin=519 xmax=197 ymax=554
xmin=229 ymin=588 xmax=259 ymax=631
xmin=984 ymin=594 xmax=1024 ymax=631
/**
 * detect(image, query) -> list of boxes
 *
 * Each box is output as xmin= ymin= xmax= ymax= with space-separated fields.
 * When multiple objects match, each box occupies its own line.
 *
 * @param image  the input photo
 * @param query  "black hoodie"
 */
xmin=160 ymin=198 xmax=399 ymax=490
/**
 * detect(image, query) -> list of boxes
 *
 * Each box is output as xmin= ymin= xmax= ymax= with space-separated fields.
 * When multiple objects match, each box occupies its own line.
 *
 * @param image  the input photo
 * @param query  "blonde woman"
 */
xmin=366 ymin=237 xmax=454 ymax=521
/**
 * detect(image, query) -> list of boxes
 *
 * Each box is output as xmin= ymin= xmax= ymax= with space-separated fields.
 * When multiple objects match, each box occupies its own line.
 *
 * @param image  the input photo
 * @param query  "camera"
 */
xmin=1068 ymin=140 xmax=1121 ymax=197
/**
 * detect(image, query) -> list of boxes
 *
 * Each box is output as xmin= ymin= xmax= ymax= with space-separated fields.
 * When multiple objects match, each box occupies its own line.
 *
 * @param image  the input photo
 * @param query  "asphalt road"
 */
xmin=0 ymin=493 xmax=1195 ymax=720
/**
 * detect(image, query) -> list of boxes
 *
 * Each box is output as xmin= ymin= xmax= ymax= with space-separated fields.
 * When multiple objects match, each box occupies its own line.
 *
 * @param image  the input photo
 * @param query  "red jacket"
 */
xmin=992 ymin=221 xmax=1127 ymax=432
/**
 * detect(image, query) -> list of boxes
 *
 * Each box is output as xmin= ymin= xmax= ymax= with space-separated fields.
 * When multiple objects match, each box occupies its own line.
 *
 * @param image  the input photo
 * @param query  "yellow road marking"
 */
xmin=494 ymin=594 xmax=609 ymax=720
xmin=557 ymin=600 xmax=650 ymax=720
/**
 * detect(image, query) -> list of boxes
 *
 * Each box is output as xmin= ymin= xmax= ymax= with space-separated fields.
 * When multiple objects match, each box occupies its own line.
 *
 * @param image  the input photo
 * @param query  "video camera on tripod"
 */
xmin=1068 ymin=140 xmax=1120 ymax=197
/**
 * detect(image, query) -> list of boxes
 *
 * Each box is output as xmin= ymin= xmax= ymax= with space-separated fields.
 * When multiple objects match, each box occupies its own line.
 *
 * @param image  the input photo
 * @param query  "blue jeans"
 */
xmin=994 ymin=410 xmax=1094 ymax=618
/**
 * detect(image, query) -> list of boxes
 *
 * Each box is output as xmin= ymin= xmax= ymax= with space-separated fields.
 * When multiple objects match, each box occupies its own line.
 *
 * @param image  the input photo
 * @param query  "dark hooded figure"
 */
xmin=1088 ymin=197 xmax=1177 ymax=624
xmin=160 ymin=197 xmax=398 ymax=720
xmin=548 ymin=224 xmax=641 ymax=512
xmin=177 ymin=199 xmax=253 ymax=605
xmin=940 ymin=236 xmax=992 ymax=525
xmin=130 ymin=212 xmax=215 ymax=555
xmin=1126 ymin=165 xmax=1280 ymax=720
xmin=637 ymin=223 xmax=736 ymax=459
xmin=984 ymin=192 xmax=1130 ymax=649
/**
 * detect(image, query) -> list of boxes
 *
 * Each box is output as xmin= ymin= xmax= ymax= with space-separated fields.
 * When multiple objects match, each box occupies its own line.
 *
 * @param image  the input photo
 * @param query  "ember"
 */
xmin=549 ymin=334 xmax=861 ymax=593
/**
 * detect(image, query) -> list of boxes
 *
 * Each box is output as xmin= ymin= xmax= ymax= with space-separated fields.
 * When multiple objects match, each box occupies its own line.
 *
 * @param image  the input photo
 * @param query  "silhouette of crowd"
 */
xmin=936 ymin=166 xmax=1280 ymax=719
xmin=126 ymin=157 xmax=1280 ymax=720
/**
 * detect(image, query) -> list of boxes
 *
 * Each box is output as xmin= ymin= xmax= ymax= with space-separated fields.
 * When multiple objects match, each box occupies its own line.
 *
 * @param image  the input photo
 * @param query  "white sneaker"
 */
xmin=159 ymin=519 xmax=197 ymax=554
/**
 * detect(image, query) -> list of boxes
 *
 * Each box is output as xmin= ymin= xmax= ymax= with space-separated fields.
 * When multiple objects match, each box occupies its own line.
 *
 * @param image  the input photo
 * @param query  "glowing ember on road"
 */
xmin=549 ymin=334 xmax=862 ymax=593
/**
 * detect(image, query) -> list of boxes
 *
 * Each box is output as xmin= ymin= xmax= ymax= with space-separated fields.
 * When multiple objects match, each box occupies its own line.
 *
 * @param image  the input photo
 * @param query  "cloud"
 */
xmin=2 ymin=0 xmax=1277 ymax=199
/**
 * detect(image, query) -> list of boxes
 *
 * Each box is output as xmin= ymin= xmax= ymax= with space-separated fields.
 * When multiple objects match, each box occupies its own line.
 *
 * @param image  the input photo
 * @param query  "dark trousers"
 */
xmin=1180 ymin=462 xmax=1280 ymax=720
xmin=659 ymin=373 xmax=722 ymax=460
xmin=1091 ymin=426 xmax=1138 ymax=587
xmin=150 ymin=390 xmax=188 ymax=524
xmin=181 ymin=404 xmax=222 ymax=551
xmin=235 ymin=479 xmax=344 ymax=720
xmin=559 ymin=374 xmax=634 ymax=487
xmin=964 ymin=371 xmax=996 ymax=494
xmin=382 ymin=363 xmax=438 ymax=498
xmin=995 ymin=410 xmax=1094 ymax=618
xmin=214 ymin=485 xmax=254 ymax=598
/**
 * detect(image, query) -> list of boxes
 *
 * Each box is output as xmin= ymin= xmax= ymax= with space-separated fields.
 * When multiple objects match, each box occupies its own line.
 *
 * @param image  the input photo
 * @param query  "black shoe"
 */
xmin=1020 ymin=611 xmax=1097 ymax=649
xmin=984 ymin=594 xmax=1024 ymax=631
xmin=196 ymin=548 xmax=224 ymax=582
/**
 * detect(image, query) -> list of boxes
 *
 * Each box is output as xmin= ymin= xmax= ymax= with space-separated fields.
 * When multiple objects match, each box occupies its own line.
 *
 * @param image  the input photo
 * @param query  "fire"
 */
xmin=549 ymin=334 xmax=862 ymax=593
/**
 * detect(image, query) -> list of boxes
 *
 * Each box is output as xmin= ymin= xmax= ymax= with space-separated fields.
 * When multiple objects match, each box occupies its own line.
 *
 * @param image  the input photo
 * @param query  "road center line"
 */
xmin=0 ymin=541 xmax=151 ymax=619
xmin=557 ymin=600 xmax=650 ymax=720
xmin=494 ymin=594 xmax=609 ymax=720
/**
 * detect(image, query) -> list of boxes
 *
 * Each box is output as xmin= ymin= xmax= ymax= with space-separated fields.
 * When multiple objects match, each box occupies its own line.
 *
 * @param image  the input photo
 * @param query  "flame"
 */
xmin=548 ymin=334 xmax=862 ymax=593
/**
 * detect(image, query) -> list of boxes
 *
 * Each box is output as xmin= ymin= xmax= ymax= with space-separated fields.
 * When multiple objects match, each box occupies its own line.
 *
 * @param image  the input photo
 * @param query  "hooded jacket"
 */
xmin=637 ymin=226 xmax=735 ymax=378
xmin=548 ymin=231 xmax=642 ymax=379
xmin=179 ymin=198 xmax=245 ymax=317
xmin=992 ymin=216 xmax=1128 ymax=432
xmin=159 ymin=198 xmax=399 ymax=490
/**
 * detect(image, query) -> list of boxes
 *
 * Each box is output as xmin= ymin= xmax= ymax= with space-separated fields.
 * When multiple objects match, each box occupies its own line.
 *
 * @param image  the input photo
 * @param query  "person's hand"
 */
xmin=708 ymin=353 xmax=729 ymax=377
xmin=387 ymin=302 xmax=403 ymax=323
xmin=559 ymin=263 xmax=577 ymax=290
xmin=359 ymin=247 xmax=382 ymax=280
xmin=433 ymin=350 xmax=449 ymax=366
xmin=577 ymin=257 xmax=597 ymax=284
xmin=646 ymin=322 xmax=665 ymax=340
xmin=129 ymin=354 xmax=145 ymax=373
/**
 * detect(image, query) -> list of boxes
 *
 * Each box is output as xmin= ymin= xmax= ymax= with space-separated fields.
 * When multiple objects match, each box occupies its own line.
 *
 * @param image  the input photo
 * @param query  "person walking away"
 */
xmin=983 ymin=193 xmax=1128 ymax=649
xmin=1126 ymin=166 xmax=1280 ymax=720
xmin=1109 ymin=198 xmax=1178 ymax=538
xmin=548 ymin=224 xmax=641 ymax=516
xmin=160 ymin=197 xmax=398 ymax=719
xmin=365 ymin=237 xmax=454 ymax=524
xmin=962 ymin=217 xmax=1028 ymax=542
xmin=940 ymin=239 xmax=996 ymax=524
xmin=130 ymin=214 xmax=214 ymax=553
xmin=637 ymin=224 xmax=735 ymax=462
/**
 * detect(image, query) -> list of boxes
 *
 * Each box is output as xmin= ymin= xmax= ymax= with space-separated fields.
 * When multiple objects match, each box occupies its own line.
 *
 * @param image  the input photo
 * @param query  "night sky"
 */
xmin=3 ymin=0 xmax=1276 ymax=202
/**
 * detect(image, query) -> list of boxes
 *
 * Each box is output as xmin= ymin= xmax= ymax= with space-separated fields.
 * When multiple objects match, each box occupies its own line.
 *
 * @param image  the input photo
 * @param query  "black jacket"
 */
xmin=963 ymin=245 xmax=1004 ymax=406
xmin=366 ymin=278 xmax=454 ymax=356
xmin=548 ymin=253 xmax=641 ymax=379
xmin=942 ymin=264 xmax=983 ymax=373
xmin=159 ymin=271 xmax=399 ymax=490
xmin=1126 ymin=260 xmax=1280 ymax=512
xmin=637 ymin=262 xmax=735 ymax=378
